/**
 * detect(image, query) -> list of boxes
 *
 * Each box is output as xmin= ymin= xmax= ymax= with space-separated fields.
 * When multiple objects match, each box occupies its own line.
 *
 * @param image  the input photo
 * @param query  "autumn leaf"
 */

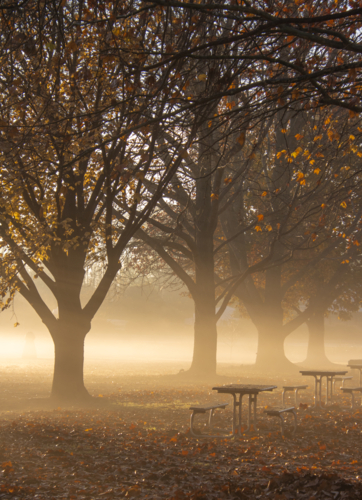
xmin=257 ymin=214 xmax=264 ymax=221
xmin=237 ymin=132 xmax=245 ymax=146
xmin=13 ymin=322 xmax=20 ymax=327
xmin=291 ymin=147 xmax=302 ymax=158
xmin=255 ymin=225 xmax=262 ymax=232
xmin=198 ymin=74 xmax=207 ymax=81
xmin=340 ymin=201 xmax=347 ymax=208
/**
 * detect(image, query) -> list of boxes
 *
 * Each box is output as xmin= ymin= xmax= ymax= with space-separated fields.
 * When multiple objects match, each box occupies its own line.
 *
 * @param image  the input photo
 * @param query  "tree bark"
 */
xmin=50 ymin=321 xmax=91 ymax=403
xmin=255 ymin=322 xmax=296 ymax=372
xmin=189 ymin=296 xmax=218 ymax=375
xmin=304 ymin=308 xmax=332 ymax=368
xmin=252 ymin=265 xmax=297 ymax=372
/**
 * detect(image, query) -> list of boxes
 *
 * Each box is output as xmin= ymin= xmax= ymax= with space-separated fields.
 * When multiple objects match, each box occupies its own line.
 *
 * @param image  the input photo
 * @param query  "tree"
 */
xmin=225 ymin=107 xmax=362 ymax=371
xmin=149 ymin=0 xmax=362 ymax=115
xmin=0 ymin=0 xmax=205 ymax=401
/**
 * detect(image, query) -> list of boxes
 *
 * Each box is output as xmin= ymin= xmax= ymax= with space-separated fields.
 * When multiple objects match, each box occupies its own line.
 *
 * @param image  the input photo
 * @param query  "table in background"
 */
xmin=300 ymin=370 xmax=348 ymax=407
xmin=347 ymin=360 xmax=362 ymax=385
xmin=212 ymin=384 xmax=276 ymax=434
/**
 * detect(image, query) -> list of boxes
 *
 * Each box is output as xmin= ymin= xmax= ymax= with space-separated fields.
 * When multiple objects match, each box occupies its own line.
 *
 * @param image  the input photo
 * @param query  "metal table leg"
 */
xmin=247 ymin=393 xmax=258 ymax=432
xmin=314 ymin=375 xmax=323 ymax=407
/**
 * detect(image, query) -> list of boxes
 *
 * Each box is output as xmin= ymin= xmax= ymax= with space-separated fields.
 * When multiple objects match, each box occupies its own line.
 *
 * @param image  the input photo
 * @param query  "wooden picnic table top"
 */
xmin=300 ymin=370 xmax=348 ymax=377
xmin=212 ymin=384 xmax=277 ymax=394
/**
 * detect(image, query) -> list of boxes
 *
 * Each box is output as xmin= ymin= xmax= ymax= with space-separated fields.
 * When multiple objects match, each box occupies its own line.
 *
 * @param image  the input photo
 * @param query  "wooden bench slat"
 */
xmin=189 ymin=403 xmax=228 ymax=413
xmin=264 ymin=407 xmax=297 ymax=436
xmin=264 ymin=407 xmax=296 ymax=415
xmin=282 ymin=385 xmax=308 ymax=390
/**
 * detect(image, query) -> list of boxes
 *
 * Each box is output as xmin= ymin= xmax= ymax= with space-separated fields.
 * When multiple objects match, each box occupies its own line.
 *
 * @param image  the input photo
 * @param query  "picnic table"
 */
xmin=347 ymin=360 xmax=362 ymax=385
xmin=300 ymin=369 xmax=348 ymax=407
xmin=212 ymin=384 xmax=276 ymax=435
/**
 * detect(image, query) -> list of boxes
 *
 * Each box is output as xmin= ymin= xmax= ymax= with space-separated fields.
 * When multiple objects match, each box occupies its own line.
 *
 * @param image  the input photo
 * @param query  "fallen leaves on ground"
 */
xmin=0 ymin=363 xmax=362 ymax=499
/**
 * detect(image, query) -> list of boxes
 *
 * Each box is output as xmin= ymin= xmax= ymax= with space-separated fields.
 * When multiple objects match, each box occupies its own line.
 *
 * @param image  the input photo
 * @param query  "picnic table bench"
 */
xmin=282 ymin=385 xmax=308 ymax=406
xmin=189 ymin=403 xmax=229 ymax=437
xmin=264 ymin=407 xmax=297 ymax=436
xmin=332 ymin=376 xmax=353 ymax=393
xmin=340 ymin=387 xmax=362 ymax=409
xmin=347 ymin=360 xmax=362 ymax=385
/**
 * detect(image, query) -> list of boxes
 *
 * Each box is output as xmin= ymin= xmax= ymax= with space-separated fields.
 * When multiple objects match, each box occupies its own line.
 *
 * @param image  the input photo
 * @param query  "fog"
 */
xmin=1 ymin=287 xmax=362 ymax=368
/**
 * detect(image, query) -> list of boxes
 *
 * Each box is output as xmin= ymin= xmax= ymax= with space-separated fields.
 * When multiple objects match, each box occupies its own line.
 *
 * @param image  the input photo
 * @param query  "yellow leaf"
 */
xmin=309 ymin=159 xmax=315 ymax=165
xmin=281 ymin=128 xmax=287 ymax=134
xmin=237 ymin=132 xmax=245 ymax=146
xmin=350 ymin=135 xmax=355 ymax=140
xmin=224 ymin=177 xmax=232 ymax=185
xmin=321 ymin=203 xmax=325 ymax=208
xmin=314 ymin=168 xmax=321 ymax=175
xmin=300 ymin=179 xmax=306 ymax=186
xmin=340 ymin=201 xmax=347 ymax=208
xmin=198 ymin=74 xmax=207 ymax=81
xmin=211 ymin=193 xmax=219 ymax=200
xmin=255 ymin=225 xmax=262 ymax=232
xmin=14 ymin=322 xmax=20 ymax=327
xmin=261 ymin=191 xmax=267 ymax=197
xmin=257 ymin=214 xmax=264 ymax=221
xmin=291 ymin=147 xmax=302 ymax=158
xmin=295 ymin=133 xmax=303 ymax=140
xmin=266 ymin=225 xmax=272 ymax=231
xmin=296 ymin=172 xmax=304 ymax=181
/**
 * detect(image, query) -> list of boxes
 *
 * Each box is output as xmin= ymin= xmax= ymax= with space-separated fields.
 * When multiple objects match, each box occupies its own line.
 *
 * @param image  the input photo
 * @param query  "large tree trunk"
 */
xmin=50 ymin=323 xmax=91 ymax=403
xmin=253 ymin=265 xmax=297 ymax=373
xmin=189 ymin=295 xmax=217 ymax=376
xmin=303 ymin=308 xmax=333 ymax=368
xmin=255 ymin=322 xmax=297 ymax=373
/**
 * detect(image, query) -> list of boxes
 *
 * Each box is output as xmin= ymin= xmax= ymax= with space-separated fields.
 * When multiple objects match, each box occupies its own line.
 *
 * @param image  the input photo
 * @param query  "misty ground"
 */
xmin=1 ymin=359 xmax=362 ymax=499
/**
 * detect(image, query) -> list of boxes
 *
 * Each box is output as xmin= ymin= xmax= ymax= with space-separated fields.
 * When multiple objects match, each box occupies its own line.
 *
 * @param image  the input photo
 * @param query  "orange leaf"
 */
xmin=237 ymin=132 xmax=245 ymax=146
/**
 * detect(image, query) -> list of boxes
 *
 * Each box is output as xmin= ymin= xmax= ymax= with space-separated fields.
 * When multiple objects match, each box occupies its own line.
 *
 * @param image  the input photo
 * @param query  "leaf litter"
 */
xmin=0 ymin=362 xmax=362 ymax=499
